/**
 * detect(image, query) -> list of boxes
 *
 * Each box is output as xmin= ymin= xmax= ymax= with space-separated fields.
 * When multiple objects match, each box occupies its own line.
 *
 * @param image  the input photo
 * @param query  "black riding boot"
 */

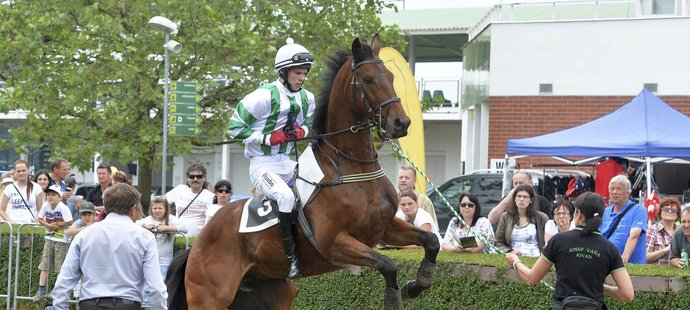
xmin=278 ymin=211 xmax=300 ymax=278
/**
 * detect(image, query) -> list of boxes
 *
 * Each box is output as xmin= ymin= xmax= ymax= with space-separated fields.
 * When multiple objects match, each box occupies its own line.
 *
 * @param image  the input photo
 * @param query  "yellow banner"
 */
xmin=380 ymin=47 xmax=426 ymax=192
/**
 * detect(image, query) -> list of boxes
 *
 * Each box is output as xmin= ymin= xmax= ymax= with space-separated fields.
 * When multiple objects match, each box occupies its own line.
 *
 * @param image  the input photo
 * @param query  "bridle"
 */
xmin=350 ymin=59 xmax=401 ymax=117
xmin=315 ymin=58 xmax=400 ymax=163
xmin=286 ymin=57 xmax=401 ymax=164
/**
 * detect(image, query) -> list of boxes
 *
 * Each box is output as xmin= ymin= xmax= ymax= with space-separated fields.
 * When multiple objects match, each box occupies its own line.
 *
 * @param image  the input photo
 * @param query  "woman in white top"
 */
xmin=545 ymin=197 xmax=575 ymax=243
xmin=136 ymin=196 xmax=187 ymax=277
xmin=0 ymin=160 xmax=44 ymax=224
xmin=395 ymin=190 xmax=442 ymax=247
xmin=495 ymin=184 xmax=549 ymax=257
xmin=205 ymin=180 xmax=232 ymax=224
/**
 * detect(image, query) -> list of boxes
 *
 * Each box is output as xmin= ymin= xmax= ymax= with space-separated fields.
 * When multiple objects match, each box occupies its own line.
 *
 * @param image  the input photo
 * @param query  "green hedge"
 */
xmin=3 ymin=227 xmax=689 ymax=309
xmin=293 ymin=250 xmax=690 ymax=310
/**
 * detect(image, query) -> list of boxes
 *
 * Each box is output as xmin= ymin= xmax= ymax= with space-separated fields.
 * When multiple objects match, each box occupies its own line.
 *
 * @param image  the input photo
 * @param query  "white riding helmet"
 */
xmin=274 ymin=38 xmax=313 ymax=72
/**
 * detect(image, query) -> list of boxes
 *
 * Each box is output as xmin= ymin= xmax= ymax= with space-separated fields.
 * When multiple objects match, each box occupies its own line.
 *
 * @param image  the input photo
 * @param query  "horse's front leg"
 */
xmin=325 ymin=234 xmax=404 ymax=310
xmin=380 ymin=217 xmax=440 ymax=301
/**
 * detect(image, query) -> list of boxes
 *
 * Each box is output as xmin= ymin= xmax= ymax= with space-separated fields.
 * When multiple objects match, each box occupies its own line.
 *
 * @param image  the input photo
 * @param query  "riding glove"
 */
xmin=285 ymin=123 xmax=305 ymax=140
xmin=264 ymin=124 xmax=305 ymax=146
xmin=266 ymin=130 xmax=289 ymax=146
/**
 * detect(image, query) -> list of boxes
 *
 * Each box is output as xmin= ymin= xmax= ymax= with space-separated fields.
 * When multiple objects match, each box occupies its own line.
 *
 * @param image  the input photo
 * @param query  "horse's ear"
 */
xmin=351 ymin=37 xmax=364 ymax=62
xmin=351 ymin=37 xmax=363 ymax=53
xmin=370 ymin=33 xmax=381 ymax=56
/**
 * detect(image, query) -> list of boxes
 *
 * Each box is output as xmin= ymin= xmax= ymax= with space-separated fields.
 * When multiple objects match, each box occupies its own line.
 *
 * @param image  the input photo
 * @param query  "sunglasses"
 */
xmin=661 ymin=207 xmax=678 ymax=213
xmin=459 ymin=202 xmax=475 ymax=208
xmin=188 ymin=174 xmax=205 ymax=180
xmin=216 ymin=189 xmax=231 ymax=194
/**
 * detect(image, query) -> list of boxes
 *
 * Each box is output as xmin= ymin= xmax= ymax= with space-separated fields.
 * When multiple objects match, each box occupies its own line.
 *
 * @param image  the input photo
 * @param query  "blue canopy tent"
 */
xmin=503 ymin=89 xmax=690 ymax=195
xmin=507 ymin=89 xmax=690 ymax=157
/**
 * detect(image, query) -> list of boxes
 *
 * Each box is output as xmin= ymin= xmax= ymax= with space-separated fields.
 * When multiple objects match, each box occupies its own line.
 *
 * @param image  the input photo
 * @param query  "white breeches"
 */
xmin=249 ymin=154 xmax=297 ymax=213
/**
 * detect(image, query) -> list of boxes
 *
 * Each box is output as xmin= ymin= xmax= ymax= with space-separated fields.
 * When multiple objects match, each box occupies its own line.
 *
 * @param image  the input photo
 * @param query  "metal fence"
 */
xmin=0 ymin=222 xmax=12 ymax=310
xmin=12 ymin=223 xmax=46 ymax=308
xmin=0 ymin=221 xmax=190 ymax=309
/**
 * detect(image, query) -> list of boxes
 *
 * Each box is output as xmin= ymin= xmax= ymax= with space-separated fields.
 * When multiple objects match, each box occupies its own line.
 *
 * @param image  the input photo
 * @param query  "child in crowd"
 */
xmin=66 ymin=201 xmax=97 ymax=237
xmin=33 ymin=185 xmax=73 ymax=303
xmin=65 ymin=201 xmax=97 ymax=301
xmin=136 ymin=196 xmax=187 ymax=307
xmin=136 ymin=196 xmax=187 ymax=277
xmin=64 ymin=176 xmax=82 ymax=218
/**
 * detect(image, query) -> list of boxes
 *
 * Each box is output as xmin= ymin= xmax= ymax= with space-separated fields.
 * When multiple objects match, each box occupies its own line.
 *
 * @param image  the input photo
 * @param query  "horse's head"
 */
xmin=349 ymin=34 xmax=411 ymax=139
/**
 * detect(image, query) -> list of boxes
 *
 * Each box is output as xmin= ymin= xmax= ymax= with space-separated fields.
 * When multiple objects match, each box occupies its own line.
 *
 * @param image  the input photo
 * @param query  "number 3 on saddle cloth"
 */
xmin=238 ymin=145 xmax=325 ymax=233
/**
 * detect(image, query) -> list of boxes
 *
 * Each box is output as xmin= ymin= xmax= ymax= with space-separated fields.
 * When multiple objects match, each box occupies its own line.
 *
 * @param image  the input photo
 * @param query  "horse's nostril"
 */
xmin=389 ymin=117 xmax=411 ymax=138
xmin=394 ymin=117 xmax=411 ymax=131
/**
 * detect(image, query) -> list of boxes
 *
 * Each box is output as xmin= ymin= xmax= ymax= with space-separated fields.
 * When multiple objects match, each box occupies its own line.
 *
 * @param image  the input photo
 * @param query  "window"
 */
xmin=641 ymin=0 xmax=676 ymax=15
xmin=644 ymin=83 xmax=658 ymax=93
xmin=539 ymin=83 xmax=553 ymax=94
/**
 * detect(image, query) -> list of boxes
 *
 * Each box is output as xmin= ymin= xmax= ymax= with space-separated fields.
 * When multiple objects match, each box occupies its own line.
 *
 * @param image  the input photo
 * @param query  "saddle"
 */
xmin=239 ymin=146 xmax=324 ymax=252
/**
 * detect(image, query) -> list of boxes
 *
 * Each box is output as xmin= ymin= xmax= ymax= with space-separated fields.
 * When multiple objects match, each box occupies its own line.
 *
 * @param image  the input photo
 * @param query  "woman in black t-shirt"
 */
xmin=506 ymin=192 xmax=634 ymax=309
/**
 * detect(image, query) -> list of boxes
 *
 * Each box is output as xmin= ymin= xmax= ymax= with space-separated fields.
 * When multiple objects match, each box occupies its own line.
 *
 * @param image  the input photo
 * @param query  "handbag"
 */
xmin=552 ymin=295 xmax=606 ymax=310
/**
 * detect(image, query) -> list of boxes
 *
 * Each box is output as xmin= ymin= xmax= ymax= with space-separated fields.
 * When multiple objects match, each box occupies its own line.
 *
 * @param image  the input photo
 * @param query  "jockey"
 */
xmin=227 ymin=38 xmax=315 ymax=278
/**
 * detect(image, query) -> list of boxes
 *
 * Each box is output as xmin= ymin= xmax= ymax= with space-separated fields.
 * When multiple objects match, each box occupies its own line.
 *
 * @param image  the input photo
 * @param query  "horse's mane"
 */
xmin=312 ymin=42 xmax=374 ymax=135
xmin=312 ymin=49 xmax=350 ymax=135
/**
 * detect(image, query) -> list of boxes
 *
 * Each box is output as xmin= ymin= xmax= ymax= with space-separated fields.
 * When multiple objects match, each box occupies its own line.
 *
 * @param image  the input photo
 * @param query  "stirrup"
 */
xmin=287 ymin=255 xmax=300 ymax=278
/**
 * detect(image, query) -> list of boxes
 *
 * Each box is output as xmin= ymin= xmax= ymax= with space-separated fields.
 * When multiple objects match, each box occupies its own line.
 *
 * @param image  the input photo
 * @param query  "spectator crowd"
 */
xmin=1 ymin=158 xmax=688 ymax=309
xmin=0 ymin=159 xmax=239 ymax=308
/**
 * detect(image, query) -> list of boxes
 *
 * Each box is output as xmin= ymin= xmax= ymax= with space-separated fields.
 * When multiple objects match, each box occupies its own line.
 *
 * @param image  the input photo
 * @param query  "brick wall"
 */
xmin=488 ymin=95 xmax=690 ymax=169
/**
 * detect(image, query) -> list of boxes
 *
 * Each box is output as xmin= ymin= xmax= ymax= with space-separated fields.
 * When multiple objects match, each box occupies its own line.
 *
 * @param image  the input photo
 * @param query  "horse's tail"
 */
xmin=166 ymin=248 xmax=191 ymax=310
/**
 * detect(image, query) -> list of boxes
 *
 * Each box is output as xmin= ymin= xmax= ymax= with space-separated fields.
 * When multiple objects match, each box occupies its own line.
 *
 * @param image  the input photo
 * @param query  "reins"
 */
xmin=293 ymin=57 xmax=401 ymax=195
xmin=209 ymin=59 xmax=399 ymax=149
xmin=302 ymin=57 xmax=400 ymax=164
xmin=284 ymin=57 xmax=400 ymax=164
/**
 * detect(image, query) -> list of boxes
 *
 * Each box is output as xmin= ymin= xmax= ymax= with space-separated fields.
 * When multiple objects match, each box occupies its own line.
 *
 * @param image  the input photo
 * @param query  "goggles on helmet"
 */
xmin=291 ymin=52 xmax=313 ymax=64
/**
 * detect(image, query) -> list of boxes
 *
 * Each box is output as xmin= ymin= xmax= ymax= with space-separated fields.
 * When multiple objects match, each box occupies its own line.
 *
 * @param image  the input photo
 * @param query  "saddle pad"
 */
xmin=238 ymin=145 xmax=324 ymax=233
xmin=239 ymin=196 xmax=279 ymax=233
xmin=295 ymin=145 xmax=325 ymax=209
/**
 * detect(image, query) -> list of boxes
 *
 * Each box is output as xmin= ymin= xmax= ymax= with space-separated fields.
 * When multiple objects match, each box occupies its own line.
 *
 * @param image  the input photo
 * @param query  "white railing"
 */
xmin=417 ymin=78 xmax=461 ymax=109
xmin=468 ymin=0 xmax=688 ymax=41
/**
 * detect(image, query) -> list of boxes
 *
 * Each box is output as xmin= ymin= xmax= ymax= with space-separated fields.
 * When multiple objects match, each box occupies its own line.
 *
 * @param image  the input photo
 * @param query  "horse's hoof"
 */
xmin=401 ymin=279 xmax=428 ymax=300
xmin=416 ymin=259 xmax=436 ymax=288
xmin=401 ymin=281 xmax=412 ymax=301
xmin=383 ymin=287 xmax=403 ymax=310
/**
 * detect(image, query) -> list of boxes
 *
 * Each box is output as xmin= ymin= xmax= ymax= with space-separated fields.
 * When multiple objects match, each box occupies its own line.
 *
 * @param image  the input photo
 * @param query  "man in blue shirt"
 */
xmin=48 ymin=159 xmax=70 ymax=203
xmin=47 ymin=184 xmax=167 ymax=309
xmin=600 ymin=175 xmax=647 ymax=264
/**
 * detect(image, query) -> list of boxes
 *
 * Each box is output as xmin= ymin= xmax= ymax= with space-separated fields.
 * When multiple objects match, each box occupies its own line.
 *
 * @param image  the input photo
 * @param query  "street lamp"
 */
xmin=149 ymin=16 xmax=181 ymax=195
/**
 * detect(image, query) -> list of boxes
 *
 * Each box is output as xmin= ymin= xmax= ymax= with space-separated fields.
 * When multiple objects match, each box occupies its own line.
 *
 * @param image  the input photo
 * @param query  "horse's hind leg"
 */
xmin=326 ymin=234 xmax=405 ymax=310
xmin=381 ymin=218 xmax=440 ymax=301
xmin=230 ymin=278 xmax=297 ymax=310
xmin=185 ymin=249 xmax=245 ymax=309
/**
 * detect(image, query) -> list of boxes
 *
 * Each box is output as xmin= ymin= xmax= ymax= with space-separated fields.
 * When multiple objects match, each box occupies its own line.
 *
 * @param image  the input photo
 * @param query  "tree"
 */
xmin=0 ymin=0 xmax=404 ymax=207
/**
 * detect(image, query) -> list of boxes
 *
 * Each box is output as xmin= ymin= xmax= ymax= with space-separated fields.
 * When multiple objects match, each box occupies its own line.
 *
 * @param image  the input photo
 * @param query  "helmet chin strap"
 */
xmin=279 ymin=69 xmax=301 ymax=92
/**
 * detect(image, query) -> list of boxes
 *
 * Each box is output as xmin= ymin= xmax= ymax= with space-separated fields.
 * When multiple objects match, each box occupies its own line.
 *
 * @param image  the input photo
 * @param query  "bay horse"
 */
xmin=166 ymin=34 xmax=440 ymax=309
